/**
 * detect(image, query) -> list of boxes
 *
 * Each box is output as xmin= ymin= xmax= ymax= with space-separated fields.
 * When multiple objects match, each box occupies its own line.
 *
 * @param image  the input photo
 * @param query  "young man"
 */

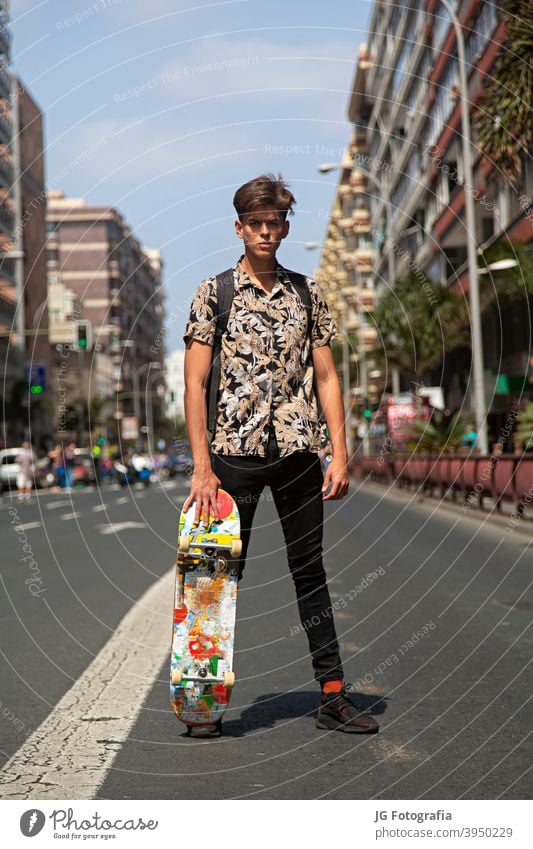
xmin=183 ymin=173 xmax=378 ymax=735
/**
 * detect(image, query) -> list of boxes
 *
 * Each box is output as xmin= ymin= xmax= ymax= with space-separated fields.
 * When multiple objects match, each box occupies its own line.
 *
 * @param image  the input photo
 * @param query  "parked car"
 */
xmin=0 ymin=447 xmax=22 ymax=492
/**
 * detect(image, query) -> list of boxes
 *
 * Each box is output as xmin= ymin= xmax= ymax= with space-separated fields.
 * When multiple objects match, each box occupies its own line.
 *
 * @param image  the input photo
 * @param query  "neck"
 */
xmin=241 ymin=251 xmax=278 ymax=282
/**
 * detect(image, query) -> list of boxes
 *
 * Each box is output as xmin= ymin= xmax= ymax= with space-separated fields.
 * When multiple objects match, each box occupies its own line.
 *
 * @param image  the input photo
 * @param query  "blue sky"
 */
xmin=11 ymin=0 xmax=372 ymax=350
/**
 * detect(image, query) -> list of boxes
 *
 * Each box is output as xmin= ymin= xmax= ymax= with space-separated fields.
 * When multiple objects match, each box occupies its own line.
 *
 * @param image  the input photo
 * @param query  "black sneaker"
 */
xmin=316 ymin=689 xmax=379 ymax=734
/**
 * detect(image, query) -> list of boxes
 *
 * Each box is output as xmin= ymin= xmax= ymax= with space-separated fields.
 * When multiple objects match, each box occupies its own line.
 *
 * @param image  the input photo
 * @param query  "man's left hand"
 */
xmin=321 ymin=457 xmax=349 ymax=501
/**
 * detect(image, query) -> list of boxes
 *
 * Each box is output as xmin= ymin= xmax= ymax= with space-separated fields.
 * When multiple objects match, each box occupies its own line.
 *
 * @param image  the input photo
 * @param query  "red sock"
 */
xmin=322 ymin=680 xmax=343 ymax=695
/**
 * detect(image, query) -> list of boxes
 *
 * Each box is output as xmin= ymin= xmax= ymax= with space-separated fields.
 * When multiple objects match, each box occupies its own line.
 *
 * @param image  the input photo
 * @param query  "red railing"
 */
xmin=352 ymin=454 xmax=533 ymax=517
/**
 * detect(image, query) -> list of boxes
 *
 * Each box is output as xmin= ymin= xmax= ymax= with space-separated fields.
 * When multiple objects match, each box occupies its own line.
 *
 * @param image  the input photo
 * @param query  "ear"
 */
xmin=281 ymin=219 xmax=290 ymax=240
xmin=235 ymin=218 xmax=243 ymax=240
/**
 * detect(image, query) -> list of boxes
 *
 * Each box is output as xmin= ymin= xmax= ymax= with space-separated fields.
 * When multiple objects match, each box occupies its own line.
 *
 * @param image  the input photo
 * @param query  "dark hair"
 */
xmin=233 ymin=173 xmax=296 ymax=220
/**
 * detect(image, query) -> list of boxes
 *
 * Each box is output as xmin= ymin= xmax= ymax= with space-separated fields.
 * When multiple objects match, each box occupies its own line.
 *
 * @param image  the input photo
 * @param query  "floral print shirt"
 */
xmin=183 ymin=255 xmax=337 ymax=457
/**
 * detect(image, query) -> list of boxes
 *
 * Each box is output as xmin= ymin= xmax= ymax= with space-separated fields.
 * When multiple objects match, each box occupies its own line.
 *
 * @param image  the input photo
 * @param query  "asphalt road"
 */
xmin=0 ymin=475 xmax=531 ymax=800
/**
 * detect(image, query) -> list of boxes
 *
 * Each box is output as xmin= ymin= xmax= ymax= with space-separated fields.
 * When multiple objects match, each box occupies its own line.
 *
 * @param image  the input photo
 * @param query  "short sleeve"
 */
xmin=183 ymin=277 xmax=218 ymax=347
xmin=309 ymin=279 xmax=337 ymax=349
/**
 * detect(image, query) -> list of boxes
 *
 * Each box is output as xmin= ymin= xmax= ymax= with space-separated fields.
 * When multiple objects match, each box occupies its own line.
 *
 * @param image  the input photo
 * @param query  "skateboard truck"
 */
xmin=178 ymin=536 xmax=242 ymax=558
xmin=171 ymin=668 xmax=236 ymax=688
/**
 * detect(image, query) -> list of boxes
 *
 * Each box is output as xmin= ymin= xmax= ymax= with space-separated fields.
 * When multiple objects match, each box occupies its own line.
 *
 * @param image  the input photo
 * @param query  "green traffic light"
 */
xmin=363 ymin=409 xmax=372 ymax=419
xmin=30 ymin=385 xmax=43 ymax=394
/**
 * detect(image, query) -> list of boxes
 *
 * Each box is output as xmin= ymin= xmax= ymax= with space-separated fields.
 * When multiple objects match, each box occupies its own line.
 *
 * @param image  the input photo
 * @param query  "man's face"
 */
xmin=235 ymin=207 xmax=289 ymax=260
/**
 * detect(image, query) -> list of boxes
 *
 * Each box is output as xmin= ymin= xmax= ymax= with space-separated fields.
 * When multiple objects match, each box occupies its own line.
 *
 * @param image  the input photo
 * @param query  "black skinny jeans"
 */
xmin=210 ymin=427 xmax=343 ymax=685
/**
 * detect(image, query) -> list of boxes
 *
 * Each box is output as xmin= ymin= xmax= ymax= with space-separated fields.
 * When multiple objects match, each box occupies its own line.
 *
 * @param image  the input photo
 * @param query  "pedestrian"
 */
xmin=64 ymin=442 xmax=76 ymax=489
xmin=182 ymin=173 xmax=378 ymax=735
xmin=16 ymin=440 xmax=36 ymax=500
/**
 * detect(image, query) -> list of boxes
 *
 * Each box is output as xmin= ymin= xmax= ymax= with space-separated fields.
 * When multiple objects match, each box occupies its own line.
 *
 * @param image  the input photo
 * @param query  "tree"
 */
xmin=372 ymin=272 xmax=471 ymax=385
xmin=515 ymin=402 xmax=533 ymax=451
xmin=407 ymin=410 xmax=475 ymax=455
xmin=477 ymin=241 xmax=533 ymax=310
xmin=474 ymin=0 xmax=533 ymax=189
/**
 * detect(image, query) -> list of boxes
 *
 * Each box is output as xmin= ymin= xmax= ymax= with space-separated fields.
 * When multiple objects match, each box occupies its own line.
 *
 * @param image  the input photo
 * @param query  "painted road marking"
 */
xmin=19 ymin=521 xmax=42 ymax=530
xmin=60 ymin=512 xmax=81 ymax=521
xmin=45 ymin=501 xmax=72 ymax=510
xmin=0 ymin=565 xmax=173 ymax=799
xmin=92 ymin=504 xmax=108 ymax=512
xmin=96 ymin=521 xmax=146 ymax=535
xmin=115 ymin=496 xmax=129 ymax=504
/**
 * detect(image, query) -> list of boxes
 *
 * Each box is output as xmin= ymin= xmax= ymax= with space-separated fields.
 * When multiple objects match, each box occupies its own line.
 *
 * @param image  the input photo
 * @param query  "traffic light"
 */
xmin=26 ymin=364 xmax=46 ymax=395
xmin=362 ymin=398 xmax=372 ymax=419
xmin=74 ymin=320 xmax=92 ymax=351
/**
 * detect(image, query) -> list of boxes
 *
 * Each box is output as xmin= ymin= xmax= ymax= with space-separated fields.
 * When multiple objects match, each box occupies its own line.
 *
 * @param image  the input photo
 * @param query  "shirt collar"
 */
xmin=233 ymin=254 xmax=290 ymax=292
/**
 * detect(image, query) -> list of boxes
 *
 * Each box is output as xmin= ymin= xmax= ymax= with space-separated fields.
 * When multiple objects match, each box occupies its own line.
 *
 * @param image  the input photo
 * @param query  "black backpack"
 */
xmin=205 ymin=267 xmax=313 ymax=440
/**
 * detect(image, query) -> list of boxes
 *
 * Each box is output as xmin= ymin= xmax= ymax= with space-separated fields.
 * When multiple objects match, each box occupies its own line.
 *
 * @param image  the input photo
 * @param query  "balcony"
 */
xmin=0 ymin=200 xmax=13 ymax=234
xmin=349 ymin=170 xmax=367 ymax=193
xmin=361 ymin=326 xmax=378 ymax=351
xmin=352 ymin=209 xmax=371 ymax=233
xmin=0 ymin=64 xmax=10 ymax=102
xmin=0 ymin=24 xmax=10 ymax=59
xmin=0 ymin=110 xmax=11 ymax=145
xmin=0 ymin=153 xmax=12 ymax=187
xmin=358 ymin=290 xmax=375 ymax=311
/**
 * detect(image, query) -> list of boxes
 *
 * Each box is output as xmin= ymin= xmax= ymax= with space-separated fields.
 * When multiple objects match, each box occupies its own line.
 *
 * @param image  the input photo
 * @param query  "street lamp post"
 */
xmin=438 ymin=0 xmax=488 ymax=454
xmin=133 ymin=361 xmax=161 ymax=449
xmin=144 ymin=367 xmax=164 ymax=457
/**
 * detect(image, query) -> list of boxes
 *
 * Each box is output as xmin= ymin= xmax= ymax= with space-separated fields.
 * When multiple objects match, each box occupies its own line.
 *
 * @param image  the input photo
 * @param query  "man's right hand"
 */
xmin=183 ymin=465 xmax=221 ymax=525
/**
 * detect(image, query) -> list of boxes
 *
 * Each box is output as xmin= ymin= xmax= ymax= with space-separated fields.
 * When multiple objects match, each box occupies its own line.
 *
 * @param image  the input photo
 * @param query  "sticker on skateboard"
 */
xmin=170 ymin=488 xmax=241 ymax=735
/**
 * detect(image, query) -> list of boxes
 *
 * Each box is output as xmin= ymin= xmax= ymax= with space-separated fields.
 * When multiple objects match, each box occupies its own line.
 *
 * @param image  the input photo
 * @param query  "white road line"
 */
xmin=92 ymin=504 xmax=108 ymax=512
xmin=60 ymin=512 xmax=81 ymax=520
xmin=19 ymin=521 xmax=42 ymax=530
xmin=45 ymin=500 xmax=72 ymax=510
xmin=0 ymin=565 xmax=174 ymax=800
xmin=96 ymin=521 xmax=146 ymax=534
xmin=115 ymin=496 xmax=129 ymax=504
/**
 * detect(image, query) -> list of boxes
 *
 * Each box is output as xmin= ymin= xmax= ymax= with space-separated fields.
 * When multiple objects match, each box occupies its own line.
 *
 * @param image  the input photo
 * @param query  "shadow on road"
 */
xmin=217 ymin=688 xmax=389 ymax=738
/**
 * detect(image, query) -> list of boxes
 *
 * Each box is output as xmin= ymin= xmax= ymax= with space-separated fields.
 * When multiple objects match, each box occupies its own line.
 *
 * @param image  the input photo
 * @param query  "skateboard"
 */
xmin=170 ymin=489 xmax=242 ymax=736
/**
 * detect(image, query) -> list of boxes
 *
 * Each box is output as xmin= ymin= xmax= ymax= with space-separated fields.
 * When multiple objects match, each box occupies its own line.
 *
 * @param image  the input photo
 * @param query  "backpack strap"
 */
xmin=285 ymin=269 xmax=326 ymax=422
xmin=206 ymin=268 xmax=234 ymax=439
xmin=284 ymin=270 xmax=313 ymax=355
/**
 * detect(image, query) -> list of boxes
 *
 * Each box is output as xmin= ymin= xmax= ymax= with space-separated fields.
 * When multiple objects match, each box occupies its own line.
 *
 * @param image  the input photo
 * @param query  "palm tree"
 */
xmin=407 ymin=410 xmax=475 ymax=455
xmin=474 ymin=0 xmax=533 ymax=188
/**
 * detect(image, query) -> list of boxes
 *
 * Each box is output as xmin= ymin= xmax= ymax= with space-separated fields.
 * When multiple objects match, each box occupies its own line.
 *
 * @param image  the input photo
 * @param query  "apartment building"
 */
xmin=0 ymin=0 xmax=21 ymax=441
xmin=14 ymin=75 xmax=52 ymax=446
xmin=46 ymin=191 xmax=166 ymax=436
xmin=318 ymin=0 xmax=532 ymax=441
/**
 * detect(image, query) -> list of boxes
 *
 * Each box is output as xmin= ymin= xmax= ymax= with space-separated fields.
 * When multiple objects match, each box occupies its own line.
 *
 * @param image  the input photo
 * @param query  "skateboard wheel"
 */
xmin=223 ymin=671 xmax=235 ymax=688
xmin=178 ymin=535 xmax=191 ymax=553
xmin=171 ymin=669 xmax=183 ymax=686
xmin=231 ymin=539 xmax=242 ymax=558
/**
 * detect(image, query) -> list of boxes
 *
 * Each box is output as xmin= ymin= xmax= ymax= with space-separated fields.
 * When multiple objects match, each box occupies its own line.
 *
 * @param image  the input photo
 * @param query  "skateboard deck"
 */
xmin=170 ymin=489 xmax=241 ymax=736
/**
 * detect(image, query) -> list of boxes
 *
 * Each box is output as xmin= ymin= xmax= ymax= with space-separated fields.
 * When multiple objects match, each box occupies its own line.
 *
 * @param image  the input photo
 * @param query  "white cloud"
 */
xmin=47 ymin=115 xmax=259 ymax=198
xmin=152 ymin=36 xmax=354 ymax=103
xmin=112 ymin=0 xmax=249 ymax=26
